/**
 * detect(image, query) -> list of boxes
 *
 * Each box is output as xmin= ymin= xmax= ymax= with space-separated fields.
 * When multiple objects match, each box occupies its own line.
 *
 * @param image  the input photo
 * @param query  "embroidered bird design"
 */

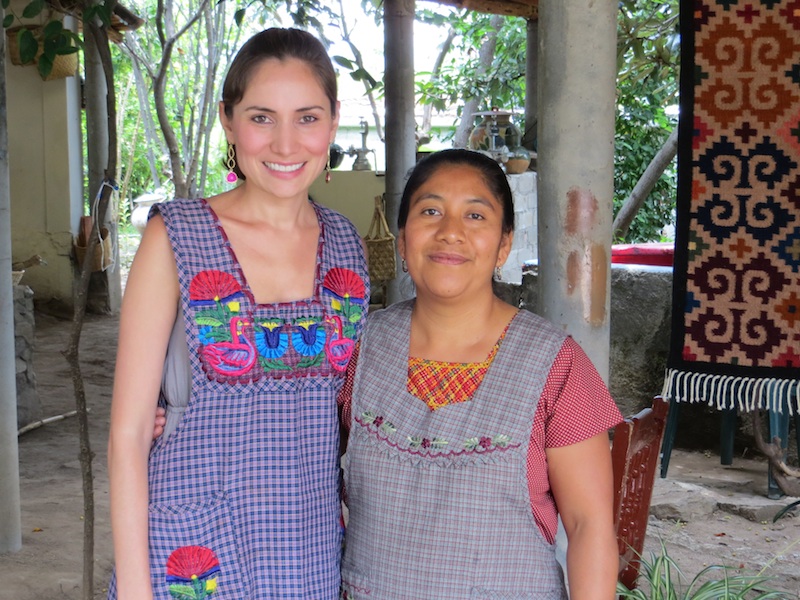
xmin=201 ymin=316 xmax=257 ymax=376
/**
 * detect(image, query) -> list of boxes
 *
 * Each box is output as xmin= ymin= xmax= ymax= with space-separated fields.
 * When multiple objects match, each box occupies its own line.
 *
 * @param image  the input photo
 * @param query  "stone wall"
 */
xmin=496 ymin=264 xmax=673 ymax=417
xmin=14 ymin=285 xmax=40 ymax=429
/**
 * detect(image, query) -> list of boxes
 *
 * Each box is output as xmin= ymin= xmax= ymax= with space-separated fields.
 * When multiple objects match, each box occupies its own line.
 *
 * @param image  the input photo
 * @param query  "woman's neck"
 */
xmin=409 ymin=292 xmax=518 ymax=363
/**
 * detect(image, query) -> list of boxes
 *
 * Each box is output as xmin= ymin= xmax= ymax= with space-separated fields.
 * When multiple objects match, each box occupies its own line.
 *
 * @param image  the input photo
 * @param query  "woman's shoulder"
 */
xmin=314 ymin=201 xmax=360 ymax=235
xmin=149 ymin=197 xmax=206 ymax=220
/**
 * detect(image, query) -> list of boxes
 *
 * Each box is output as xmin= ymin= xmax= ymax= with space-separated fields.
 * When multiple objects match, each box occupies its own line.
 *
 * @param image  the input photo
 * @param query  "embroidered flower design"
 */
xmin=189 ymin=270 xmax=244 ymax=308
xmin=408 ymin=436 xmax=448 ymax=450
xmin=361 ymin=411 xmax=396 ymax=435
xmin=255 ymin=319 xmax=288 ymax=359
xmin=464 ymin=434 xmax=512 ymax=451
xmin=322 ymin=268 xmax=365 ymax=326
xmin=165 ymin=545 xmax=220 ymax=599
xmin=290 ymin=318 xmax=326 ymax=357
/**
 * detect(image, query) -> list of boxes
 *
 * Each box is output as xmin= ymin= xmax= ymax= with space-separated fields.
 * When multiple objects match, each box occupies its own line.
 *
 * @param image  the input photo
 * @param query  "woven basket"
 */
xmin=364 ymin=195 xmax=396 ymax=282
xmin=6 ymin=25 xmax=78 ymax=80
xmin=75 ymin=216 xmax=114 ymax=272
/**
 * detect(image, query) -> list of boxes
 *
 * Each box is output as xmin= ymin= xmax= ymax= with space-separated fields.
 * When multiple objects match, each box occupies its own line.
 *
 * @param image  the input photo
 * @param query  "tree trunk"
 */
xmin=64 ymin=13 xmax=120 ymax=598
xmin=420 ymin=27 xmax=456 ymax=136
xmin=452 ymin=15 xmax=504 ymax=148
xmin=612 ymin=126 xmax=678 ymax=240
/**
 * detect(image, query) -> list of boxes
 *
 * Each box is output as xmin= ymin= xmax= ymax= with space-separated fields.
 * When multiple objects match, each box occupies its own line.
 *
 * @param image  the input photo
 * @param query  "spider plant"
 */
xmin=616 ymin=541 xmax=787 ymax=600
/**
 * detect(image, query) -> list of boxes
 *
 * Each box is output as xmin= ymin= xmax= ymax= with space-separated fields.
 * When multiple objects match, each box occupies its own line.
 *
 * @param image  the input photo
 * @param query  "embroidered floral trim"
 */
xmin=165 ymin=545 xmax=219 ymax=599
xmin=190 ymin=268 xmax=365 ymax=382
xmin=356 ymin=410 xmax=519 ymax=457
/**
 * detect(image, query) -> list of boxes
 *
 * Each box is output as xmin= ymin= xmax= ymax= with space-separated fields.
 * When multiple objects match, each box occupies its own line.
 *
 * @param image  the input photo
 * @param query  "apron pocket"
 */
xmin=149 ymin=491 xmax=251 ymax=599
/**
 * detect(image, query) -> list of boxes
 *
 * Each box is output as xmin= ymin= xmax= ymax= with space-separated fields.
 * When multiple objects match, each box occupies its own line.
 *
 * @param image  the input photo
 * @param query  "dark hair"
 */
xmin=221 ymin=28 xmax=337 ymax=180
xmin=398 ymin=149 xmax=515 ymax=235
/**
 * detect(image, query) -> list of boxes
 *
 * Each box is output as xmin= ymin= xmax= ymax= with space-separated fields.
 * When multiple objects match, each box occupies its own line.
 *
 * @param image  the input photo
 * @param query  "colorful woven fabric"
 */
xmin=406 ymin=326 xmax=507 ymax=410
xmin=663 ymin=0 xmax=800 ymax=413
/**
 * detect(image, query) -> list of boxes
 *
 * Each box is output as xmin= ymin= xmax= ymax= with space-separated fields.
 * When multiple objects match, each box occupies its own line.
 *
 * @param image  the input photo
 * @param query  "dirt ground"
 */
xmin=3 ymin=311 xmax=800 ymax=599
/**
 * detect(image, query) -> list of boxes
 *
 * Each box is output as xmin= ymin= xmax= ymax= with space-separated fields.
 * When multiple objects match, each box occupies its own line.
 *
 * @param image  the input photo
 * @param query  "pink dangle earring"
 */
xmin=226 ymin=143 xmax=238 ymax=184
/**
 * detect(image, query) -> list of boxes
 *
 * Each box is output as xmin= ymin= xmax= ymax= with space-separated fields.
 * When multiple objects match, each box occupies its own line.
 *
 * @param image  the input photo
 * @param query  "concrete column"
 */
xmin=0 ymin=13 xmax=23 ymax=553
xmin=383 ymin=0 xmax=417 ymax=304
xmin=537 ymin=0 xmax=617 ymax=381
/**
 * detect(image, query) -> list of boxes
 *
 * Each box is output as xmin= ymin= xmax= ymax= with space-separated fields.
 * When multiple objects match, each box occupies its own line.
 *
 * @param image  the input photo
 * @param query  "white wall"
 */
xmin=6 ymin=9 xmax=83 ymax=308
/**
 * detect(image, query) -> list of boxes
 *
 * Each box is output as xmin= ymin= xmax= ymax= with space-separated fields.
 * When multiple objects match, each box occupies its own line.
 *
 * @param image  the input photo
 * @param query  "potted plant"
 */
xmin=2 ymin=0 xmax=83 ymax=80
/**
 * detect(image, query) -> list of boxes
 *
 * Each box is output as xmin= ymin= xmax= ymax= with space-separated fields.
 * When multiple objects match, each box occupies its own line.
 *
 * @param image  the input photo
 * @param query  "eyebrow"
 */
xmin=413 ymin=193 xmax=498 ymax=210
xmin=241 ymin=104 xmax=326 ymax=113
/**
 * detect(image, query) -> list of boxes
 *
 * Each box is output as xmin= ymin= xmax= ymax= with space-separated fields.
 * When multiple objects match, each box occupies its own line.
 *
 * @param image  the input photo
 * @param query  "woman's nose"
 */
xmin=436 ymin=213 xmax=464 ymax=242
xmin=271 ymin=122 xmax=297 ymax=155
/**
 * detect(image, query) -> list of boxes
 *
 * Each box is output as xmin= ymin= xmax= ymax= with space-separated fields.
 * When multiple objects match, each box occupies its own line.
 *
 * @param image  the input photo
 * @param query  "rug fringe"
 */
xmin=661 ymin=369 xmax=800 ymax=415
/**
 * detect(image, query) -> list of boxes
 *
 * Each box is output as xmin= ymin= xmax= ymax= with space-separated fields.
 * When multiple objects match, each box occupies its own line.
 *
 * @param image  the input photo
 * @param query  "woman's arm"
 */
xmin=548 ymin=432 xmax=618 ymax=600
xmin=108 ymin=215 xmax=179 ymax=600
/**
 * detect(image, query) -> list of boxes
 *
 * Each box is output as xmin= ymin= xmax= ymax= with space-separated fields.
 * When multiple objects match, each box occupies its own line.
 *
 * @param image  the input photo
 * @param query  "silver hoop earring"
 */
xmin=401 ymin=259 xmax=408 ymax=273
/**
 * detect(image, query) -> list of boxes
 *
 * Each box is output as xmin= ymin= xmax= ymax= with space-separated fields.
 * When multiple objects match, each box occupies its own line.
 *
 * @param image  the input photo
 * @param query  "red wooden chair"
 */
xmin=612 ymin=396 xmax=669 ymax=591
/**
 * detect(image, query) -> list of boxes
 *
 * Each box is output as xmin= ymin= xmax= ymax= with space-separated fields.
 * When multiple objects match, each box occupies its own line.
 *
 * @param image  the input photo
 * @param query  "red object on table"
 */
xmin=611 ymin=243 xmax=674 ymax=267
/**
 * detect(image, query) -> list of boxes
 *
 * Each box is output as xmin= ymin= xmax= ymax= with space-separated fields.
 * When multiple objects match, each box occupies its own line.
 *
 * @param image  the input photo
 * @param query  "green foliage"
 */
xmin=614 ymin=0 xmax=680 ymax=242
xmin=614 ymin=74 xmax=677 ymax=243
xmin=617 ymin=541 xmax=787 ymax=599
xmin=414 ymin=9 xmax=527 ymax=121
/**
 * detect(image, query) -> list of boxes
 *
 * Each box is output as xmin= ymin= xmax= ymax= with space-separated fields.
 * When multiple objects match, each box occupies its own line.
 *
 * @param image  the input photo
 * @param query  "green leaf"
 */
xmin=2 ymin=14 xmax=13 ymax=28
xmin=17 ymin=28 xmax=39 ymax=65
xmin=333 ymin=55 xmax=354 ymax=69
xmin=233 ymin=8 xmax=246 ymax=27
xmin=168 ymin=584 xmax=198 ymax=599
xmin=42 ymin=20 xmax=63 ymax=39
xmin=1 ymin=0 xmax=10 ymax=10
xmin=21 ymin=0 xmax=44 ymax=19
xmin=37 ymin=53 xmax=53 ymax=79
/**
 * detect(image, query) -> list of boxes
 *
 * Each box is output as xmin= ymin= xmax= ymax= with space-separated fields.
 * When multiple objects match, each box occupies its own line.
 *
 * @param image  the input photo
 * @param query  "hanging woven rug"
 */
xmin=662 ymin=0 xmax=800 ymax=414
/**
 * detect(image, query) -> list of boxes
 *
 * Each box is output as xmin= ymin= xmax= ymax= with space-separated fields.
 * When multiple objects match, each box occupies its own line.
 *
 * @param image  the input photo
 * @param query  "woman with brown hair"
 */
xmin=108 ymin=28 xmax=368 ymax=600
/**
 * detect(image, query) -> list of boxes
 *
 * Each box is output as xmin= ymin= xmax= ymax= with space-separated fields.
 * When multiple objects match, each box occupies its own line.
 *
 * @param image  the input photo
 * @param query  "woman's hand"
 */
xmin=153 ymin=406 xmax=166 ymax=440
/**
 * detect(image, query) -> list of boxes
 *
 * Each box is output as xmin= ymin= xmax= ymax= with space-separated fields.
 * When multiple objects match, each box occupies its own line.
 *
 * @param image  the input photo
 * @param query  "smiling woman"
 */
xmin=338 ymin=149 xmax=623 ymax=599
xmin=107 ymin=28 xmax=369 ymax=600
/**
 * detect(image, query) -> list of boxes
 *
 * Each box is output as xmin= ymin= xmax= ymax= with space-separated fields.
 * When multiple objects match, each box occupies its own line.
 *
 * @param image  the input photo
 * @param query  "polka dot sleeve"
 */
xmin=526 ymin=336 xmax=623 ymax=543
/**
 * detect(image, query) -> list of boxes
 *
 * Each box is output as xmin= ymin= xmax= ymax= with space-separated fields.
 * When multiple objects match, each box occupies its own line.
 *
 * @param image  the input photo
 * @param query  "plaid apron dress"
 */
xmin=342 ymin=300 xmax=568 ymax=600
xmin=108 ymin=198 xmax=368 ymax=600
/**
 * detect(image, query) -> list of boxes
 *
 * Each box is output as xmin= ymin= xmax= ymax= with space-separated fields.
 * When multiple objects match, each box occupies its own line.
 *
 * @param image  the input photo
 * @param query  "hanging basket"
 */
xmin=74 ymin=216 xmax=114 ymax=272
xmin=6 ymin=25 xmax=78 ymax=80
xmin=363 ymin=195 xmax=396 ymax=282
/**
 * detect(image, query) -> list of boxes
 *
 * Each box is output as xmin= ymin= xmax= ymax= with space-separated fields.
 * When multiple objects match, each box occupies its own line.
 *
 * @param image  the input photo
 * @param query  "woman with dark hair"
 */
xmin=339 ymin=149 xmax=622 ymax=599
xmin=108 ymin=28 xmax=368 ymax=600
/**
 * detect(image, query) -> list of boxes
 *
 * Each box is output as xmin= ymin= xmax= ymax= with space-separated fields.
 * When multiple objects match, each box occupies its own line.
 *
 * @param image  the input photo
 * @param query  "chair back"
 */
xmin=612 ymin=396 xmax=669 ymax=591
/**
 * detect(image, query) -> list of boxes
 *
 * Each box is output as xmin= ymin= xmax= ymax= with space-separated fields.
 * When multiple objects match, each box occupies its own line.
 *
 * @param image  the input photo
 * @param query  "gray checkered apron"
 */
xmin=108 ymin=198 xmax=369 ymax=599
xmin=342 ymin=300 xmax=568 ymax=599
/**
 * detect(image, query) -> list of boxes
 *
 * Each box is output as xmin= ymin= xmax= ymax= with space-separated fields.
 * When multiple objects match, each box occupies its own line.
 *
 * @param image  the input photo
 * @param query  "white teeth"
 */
xmin=265 ymin=162 xmax=304 ymax=173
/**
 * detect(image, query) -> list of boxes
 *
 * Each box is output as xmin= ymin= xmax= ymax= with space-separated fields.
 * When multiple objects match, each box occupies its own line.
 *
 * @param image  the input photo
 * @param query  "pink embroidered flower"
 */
xmin=479 ymin=437 xmax=493 ymax=449
xmin=373 ymin=416 xmax=384 ymax=427
xmin=421 ymin=438 xmax=432 ymax=449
